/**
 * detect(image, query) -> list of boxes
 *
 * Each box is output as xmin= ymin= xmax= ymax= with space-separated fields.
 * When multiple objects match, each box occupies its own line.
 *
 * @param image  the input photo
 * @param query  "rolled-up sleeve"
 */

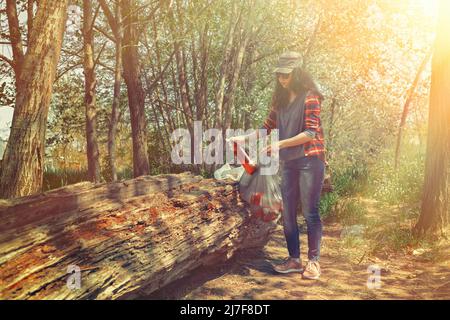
xmin=303 ymin=129 xmax=316 ymax=139
xmin=302 ymin=95 xmax=321 ymax=138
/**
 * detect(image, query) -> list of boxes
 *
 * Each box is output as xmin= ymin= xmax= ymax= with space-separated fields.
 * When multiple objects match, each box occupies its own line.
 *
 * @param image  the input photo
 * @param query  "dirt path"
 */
xmin=149 ymin=199 xmax=450 ymax=300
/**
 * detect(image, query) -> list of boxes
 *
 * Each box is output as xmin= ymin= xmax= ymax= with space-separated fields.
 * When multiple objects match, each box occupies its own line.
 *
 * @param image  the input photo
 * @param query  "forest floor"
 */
xmin=149 ymin=197 xmax=450 ymax=300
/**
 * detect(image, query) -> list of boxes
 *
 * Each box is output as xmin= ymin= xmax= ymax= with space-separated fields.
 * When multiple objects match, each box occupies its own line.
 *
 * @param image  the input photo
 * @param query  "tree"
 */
xmin=414 ymin=0 xmax=450 ymax=236
xmin=83 ymin=0 xmax=101 ymax=183
xmin=120 ymin=0 xmax=150 ymax=177
xmin=0 ymin=0 xmax=70 ymax=198
xmin=99 ymin=0 xmax=124 ymax=182
xmin=394 ymin=48 xmax=432 ymax=169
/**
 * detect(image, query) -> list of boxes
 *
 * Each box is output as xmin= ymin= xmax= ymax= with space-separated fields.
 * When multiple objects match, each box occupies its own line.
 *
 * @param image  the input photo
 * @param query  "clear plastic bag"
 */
xmin=213 ymin=163 xmax=245 ymax=181
xmin=239 ymin=162 xmax=283 ymax=222
xmin=213 ymin=140 xmax=283 ymax=222
xmin=229 ymin=140 xmax=283 ymax=222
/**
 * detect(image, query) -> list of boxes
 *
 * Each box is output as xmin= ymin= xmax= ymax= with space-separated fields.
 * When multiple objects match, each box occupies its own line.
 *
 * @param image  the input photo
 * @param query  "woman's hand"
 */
xmin=260 ymin=140 xmax=284 ymax=156
xmin=228 ymin=135 xmax=247 ymax=144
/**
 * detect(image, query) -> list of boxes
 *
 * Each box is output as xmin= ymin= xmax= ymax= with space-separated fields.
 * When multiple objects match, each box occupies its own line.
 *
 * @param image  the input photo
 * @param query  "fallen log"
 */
xmin=0 ymin=172 xmax=278 ymax=299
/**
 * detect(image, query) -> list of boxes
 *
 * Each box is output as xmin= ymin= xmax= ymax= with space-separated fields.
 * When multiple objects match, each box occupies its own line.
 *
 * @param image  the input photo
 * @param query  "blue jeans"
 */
xmin=280 ymin=156 xmax=324 ymax=261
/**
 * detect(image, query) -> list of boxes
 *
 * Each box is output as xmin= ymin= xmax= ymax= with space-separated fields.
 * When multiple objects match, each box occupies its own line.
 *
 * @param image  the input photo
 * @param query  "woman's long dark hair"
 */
xmin=271 ymin=67 xmax=324 ymax=110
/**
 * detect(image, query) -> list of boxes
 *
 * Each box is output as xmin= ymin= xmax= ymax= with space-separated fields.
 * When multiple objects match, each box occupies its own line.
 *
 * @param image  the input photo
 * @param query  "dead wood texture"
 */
xmin=0 ymin=172 xmax=277 ymax=299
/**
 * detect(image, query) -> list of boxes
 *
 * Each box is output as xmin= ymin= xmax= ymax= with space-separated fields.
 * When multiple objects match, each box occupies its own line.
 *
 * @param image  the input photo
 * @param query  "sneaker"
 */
xmin=302 ymin=260 xmax=321 ymax=280
xmin=273 ymin=257 xmax=303 ymax=274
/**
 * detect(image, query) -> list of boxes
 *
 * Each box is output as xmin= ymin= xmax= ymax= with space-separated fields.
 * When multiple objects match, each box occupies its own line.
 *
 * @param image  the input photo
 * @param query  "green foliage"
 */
xmin=0 ymin=80 xmax=14 ymax=108
xmin=333 ymin=162 xmax=370 ymax=197
xmin=319 ymin=161 xmax=369 ymax=219
xmin=117 ymin=167 xmax=133 ymax=181
xmin=366 ymin=143 xmax=425 ymax=206
xmin=199 ymin=167 xmax=214 ymax=179
xmin=319 ymin=191 xmax=339 ymax=219
xmin=0 ymin=0 xmax=435 ymax=208
xmin=100 ymin=155 xmax=113 ymax=183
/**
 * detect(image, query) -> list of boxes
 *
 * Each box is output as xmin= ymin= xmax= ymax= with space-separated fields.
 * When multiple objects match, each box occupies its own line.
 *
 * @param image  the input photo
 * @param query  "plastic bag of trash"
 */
xmin=213 ymin=163 xmax=245 ymax=181
xmin=239 ymin=162 xmax=283 ymax=222
xmin=228 ymin=140 xmax=283 ymax=222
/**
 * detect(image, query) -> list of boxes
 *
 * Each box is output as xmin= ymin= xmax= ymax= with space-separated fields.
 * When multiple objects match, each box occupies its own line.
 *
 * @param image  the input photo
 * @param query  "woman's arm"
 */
xmin=261 ymin=131 xmax=313 ymax=155
xmin=279 ymin=131 xmax=314 ymax=149
xmin=262 ymin=94 xmax=321 ymax=153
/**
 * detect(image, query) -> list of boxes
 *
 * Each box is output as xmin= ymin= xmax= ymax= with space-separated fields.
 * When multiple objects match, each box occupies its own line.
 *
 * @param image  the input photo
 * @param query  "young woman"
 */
xmin=231 ymin=51 xmax=326 ymax=280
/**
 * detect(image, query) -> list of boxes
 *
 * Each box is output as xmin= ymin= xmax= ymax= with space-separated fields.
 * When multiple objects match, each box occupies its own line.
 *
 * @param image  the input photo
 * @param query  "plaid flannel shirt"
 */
xmin=261 ymin=92 xmax=326 ymax=164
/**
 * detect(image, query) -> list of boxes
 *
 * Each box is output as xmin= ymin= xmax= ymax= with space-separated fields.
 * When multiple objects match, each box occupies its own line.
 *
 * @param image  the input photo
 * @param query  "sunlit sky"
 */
xmin=0 ymin=0 xmax=441 ymax=143
xmin=417 ymin=0 xmax=439 ymax=17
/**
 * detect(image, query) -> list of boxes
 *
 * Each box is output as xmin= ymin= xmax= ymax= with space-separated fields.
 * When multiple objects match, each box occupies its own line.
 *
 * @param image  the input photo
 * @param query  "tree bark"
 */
xmin=83 ymin=0 xmax=101 ymax=183
xmin=120 ymin=0 xmax=150 ymax=178
xmin=5 ymin=0 xmax=24 ymax=79
xmin=0 ymin=172 xmax=277 ymax=299
xmin=414 ymin=0 xmax=450 ymax=236
xmin=107 ymin=33 xmax=123 ymax=182
xmin=0 ymin=0 xmax=69 ymax=199
xmin=197 ymin=23 xmax=209 ymax=124
xmin=100 ymin=0 xmax=123 ymax=182
xmin=27 ymin=0 xmax=35 ymax=42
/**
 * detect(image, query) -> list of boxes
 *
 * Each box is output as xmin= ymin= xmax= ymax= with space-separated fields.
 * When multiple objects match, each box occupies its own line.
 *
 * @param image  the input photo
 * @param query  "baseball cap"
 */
xmin=273 ymin=51 xmax=302 ymax=74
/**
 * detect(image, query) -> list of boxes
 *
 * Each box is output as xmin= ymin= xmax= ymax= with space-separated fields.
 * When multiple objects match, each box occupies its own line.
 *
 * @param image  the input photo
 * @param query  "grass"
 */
xmin=325 ymin=140 xmax=449 ymax=262
xmin=365 ymin=144 xmax=425 ymax=206
xmin=43 ymin=166 xmax=135 ymax=191
xmin=43 ymin=167 xmax=89 ymax=191
xmin=319 ymin=192 xmax=339 ymax=219
xmin=320 ymin=161 xmax=369 ymax=219
xmin=335 ymin=198 xmax=367 ymax=226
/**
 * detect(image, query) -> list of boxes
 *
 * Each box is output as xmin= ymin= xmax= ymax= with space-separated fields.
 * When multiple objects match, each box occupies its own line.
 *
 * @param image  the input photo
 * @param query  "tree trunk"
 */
xmin=414 ymin=0 xmax=450 ymax=236
xmin=198 ymin=23 xmax=209 ymax=124
xmin=83 ymin=0 xmax=101 ymax=183
xmin=394 ymin=48 xmax=432 ymax=169
xmin=0 ymin=0 xmax=69 ymax=199
xmin=98 ymin=0 xmax=123 ymax=182
xmin=214 ymin=2 xmax=238 ymax=130
xmin=107 ymin=38 xmax=122 ymax=182
xmin=0 ymin=172 xmax=277 ymax=299
xmin=106 ymin=2 xmax=123 ymax=183
xmin=121 ymin=0 xmax=150 ymax=178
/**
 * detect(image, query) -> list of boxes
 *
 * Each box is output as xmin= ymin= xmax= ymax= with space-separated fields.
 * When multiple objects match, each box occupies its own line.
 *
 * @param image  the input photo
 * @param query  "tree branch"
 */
xmin=61 ymin=47 xmax=84 ymax=59
xmin=96 ymin=61 xmax=114 ymax=73
xmin=5 ymin=0 xmax=24 ymax=70
xmin=146 ymin=50 xmax=176 ymax=92
xmin=93 ymin=41 xmax=107 ymax=70
xmin=90 ymin=3 xmax=101 ymax=33
xmin=93 ymin=25 xmax=116 ymax=43
xmin=54 ymin=62 xmax=83 ymax=82
xmin=27 ymin=0 xmax=34 ymax=41
xmin=98 ymin=0 xmax=119 ymax=39
xmin=0 ymin=54 xmax=14 ymax=68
